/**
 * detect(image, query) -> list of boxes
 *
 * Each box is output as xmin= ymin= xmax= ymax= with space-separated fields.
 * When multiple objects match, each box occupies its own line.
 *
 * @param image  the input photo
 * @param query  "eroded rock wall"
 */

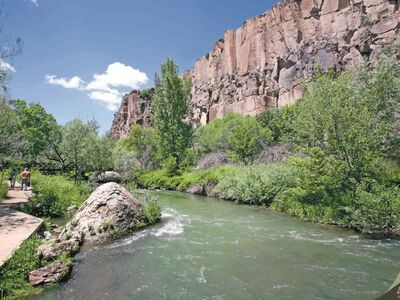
xmin=111 ymin=90 xmax=152 ymax=141
xmin=110 ymin=0 xmax=400 ymax=137
xmin=188 ymin=0 xmax=400 ymax=124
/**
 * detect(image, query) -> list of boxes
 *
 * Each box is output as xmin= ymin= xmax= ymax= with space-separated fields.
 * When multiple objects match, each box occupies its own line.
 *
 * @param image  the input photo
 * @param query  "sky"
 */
xmin=4 ymin=0 xmax=276 ymax=132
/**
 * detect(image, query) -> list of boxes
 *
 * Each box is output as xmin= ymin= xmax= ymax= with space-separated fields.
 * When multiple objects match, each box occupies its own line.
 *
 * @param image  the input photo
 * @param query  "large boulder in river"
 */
xmin=97 ymin=171 xmax=122 ymax=183
xmin=60 ymin=182 xmax=143 ymax=243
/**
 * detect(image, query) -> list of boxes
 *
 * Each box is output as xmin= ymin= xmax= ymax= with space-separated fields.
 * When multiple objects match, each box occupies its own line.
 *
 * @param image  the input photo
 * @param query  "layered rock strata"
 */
xmin=188 ymin=0 xmax=400 ymax=124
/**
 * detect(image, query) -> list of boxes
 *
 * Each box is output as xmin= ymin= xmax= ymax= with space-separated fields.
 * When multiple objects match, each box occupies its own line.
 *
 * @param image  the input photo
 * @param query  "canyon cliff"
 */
xmin=111 ymin=0 xmax=400 ymax=139
xmin=111 ymin=90 xmax=152 ymax=140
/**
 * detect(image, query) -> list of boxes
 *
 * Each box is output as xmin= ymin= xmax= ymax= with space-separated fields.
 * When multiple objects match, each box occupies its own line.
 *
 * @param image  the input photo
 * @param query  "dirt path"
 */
xmin=0 ymin=182 xmax=43 ymax=268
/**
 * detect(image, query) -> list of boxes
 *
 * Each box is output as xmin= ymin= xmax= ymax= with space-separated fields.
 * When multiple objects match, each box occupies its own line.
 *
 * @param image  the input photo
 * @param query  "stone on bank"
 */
xmin=29 ymin=182 xmax=147 ymax=286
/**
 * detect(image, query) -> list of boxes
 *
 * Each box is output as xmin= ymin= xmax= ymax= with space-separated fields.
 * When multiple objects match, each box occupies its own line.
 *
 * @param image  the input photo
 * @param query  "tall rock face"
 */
xmin=111 ymin=90 xmax=152 ymax=140
xmin=188 ymin=0 xmax=400 ymax=124
xmin=111 ymin=0 xmax=400 ymax=137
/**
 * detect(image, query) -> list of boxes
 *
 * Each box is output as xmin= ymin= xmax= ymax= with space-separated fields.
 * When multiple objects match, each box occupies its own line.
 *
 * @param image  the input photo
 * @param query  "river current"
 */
xmin=32 ymin=191 xmax=400 ymax=300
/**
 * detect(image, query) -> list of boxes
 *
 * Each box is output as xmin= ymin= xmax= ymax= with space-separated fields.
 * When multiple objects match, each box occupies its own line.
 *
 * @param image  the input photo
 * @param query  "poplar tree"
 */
xmin=151 ymin=58 xmax=192 ymax=166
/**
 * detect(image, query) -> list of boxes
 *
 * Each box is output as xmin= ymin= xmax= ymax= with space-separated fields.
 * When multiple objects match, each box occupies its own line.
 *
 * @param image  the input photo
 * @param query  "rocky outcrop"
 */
xmin=111 ymin=90 xmax=152 ymax=141
xmin=110 ymin=0 xmax=400 ymax=134
xmin=29 ymin=262 xmax=72 ymax=286
xmin=188 ymin=0 xmax=400 ymax=124
xmin=60 ymin=182 xmax=143 ymax=243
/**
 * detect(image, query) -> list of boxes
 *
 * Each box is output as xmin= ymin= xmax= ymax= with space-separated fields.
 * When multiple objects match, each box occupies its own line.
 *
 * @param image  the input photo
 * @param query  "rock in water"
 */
xmin=60 ymin=182 xmax=142 ymax=242
xmin=97 ymin=171 xmax=122 ymax=183
xmin=29 ymin=262 xmax=72 ymax=286
xmin=37 ymin=239 xmax=80 ymax=260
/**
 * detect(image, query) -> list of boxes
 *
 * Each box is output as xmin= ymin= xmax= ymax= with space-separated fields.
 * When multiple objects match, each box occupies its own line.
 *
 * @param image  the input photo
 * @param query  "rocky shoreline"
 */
xmin=28 ymin=182 xmax=157 ymax=287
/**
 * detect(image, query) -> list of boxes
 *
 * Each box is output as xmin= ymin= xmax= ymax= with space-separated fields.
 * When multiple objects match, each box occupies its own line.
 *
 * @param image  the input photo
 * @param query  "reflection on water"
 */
xmin=32 ymin=191 xmax=400 ymax=300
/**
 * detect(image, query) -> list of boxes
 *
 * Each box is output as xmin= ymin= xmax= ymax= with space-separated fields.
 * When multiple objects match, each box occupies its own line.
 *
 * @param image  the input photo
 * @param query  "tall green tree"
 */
xmin=151 ymin=58 xmax=192 ymax=167
xmin=11 ymin=99 xmax=60 ymax=162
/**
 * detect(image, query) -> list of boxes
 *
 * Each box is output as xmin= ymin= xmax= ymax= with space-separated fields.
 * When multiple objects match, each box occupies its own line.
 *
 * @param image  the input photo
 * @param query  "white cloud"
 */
xmin=44 ymin=62 xmax=148 ymax=111
xmin=45 ymin=74 xmax=85 ymax=90
xmin=0 ymin=60 xmax=15 ymax=73
xmin=86 ymin=62 xmax=148 ymax=92
xmin=88 ymin=90 xmax=122 ymax=111
xmin=30 ymin=0 xmax=39 ymax=6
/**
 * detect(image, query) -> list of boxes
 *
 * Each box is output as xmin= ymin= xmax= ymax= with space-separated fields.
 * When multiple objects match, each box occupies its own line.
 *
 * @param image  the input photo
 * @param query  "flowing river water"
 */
xmin=32 ymin=191 xmax=399 ymax=300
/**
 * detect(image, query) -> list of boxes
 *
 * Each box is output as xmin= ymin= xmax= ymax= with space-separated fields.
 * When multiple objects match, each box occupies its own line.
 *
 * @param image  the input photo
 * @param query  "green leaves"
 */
xmin=195 ymin=113 xmax=272 ymax=164
xmin=151 ymin=59 xmax=192 ymax=167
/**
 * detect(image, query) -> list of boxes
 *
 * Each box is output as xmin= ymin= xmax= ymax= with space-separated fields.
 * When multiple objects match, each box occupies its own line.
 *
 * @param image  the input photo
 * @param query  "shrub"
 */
xmin=195 ymin=113 xmax=272 ymax=164
xmin=270 ymin=151 xmax=348 ymax=223
xmin=124 ymin=188 xmax=162 ymax=226
xmin=0 ymin=182 xmax=7 ymax=202
xmin=23 ymin=171 xmax=90 ymax=218
xmin=352 ymin=179 xmax=400 ymax=233
xmin=214 ymin=163 xmax=295 ymax=205
xmin=112 ymin=145 xmax=141 ymax=182
xmin=136 ymin=165 xmax=232 ymax=192
xmin=256 ymin=105 xmax=296 ymax=143
xmin=118 ymin=124 xmax=159 ymax=169
xmin=0 ymin=235 xmax=42 ymax=299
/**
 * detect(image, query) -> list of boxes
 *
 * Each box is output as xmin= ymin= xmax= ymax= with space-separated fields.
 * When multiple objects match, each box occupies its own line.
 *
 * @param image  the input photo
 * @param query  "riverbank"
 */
xmin=134 ymin=163 xmax=400 ymax=239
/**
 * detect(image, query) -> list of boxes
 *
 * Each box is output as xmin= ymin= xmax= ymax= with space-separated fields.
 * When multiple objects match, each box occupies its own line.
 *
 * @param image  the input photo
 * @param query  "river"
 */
xmin=32 ymin=191 xmax=400 ymax=300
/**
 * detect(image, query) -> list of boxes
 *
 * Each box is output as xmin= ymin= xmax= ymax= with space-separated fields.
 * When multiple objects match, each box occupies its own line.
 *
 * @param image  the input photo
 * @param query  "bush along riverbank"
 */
xmin=126 ymin=53 xmax=400 ymax=238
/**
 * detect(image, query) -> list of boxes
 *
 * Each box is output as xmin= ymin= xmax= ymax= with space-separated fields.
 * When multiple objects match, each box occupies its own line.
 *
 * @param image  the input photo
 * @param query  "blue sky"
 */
xmin=4 ymin=0 xmax=275 ymax=132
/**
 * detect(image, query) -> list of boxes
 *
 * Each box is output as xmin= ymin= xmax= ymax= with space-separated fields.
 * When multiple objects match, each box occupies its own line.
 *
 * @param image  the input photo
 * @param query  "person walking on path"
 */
xmin=20 ymin=168 xmax=31 ymax=191
xmin=9 ymin=168 xmax=17 ymax=188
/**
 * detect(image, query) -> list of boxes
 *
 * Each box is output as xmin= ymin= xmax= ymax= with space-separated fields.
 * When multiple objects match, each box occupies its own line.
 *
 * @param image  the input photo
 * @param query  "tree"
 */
xmin=151 ymin=58 xmax=192 ymax=167
xmin=11 ymin=99 xmax=60 ymax=163
xmin=227 ymin=116 xmax=271 ymax=164
xmin=294 ymin=71 xmax=383 ymax=187
xmin=59 ymin=119 xmax=114 ymax=180
xmin=0 ymin=98 xmax=27 ymax=180
xmin=119 ymin=124 xmax=159 ymax=169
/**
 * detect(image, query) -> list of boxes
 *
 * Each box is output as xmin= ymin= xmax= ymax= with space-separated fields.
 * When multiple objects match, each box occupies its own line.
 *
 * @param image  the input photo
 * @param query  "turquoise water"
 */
xmin=32 ymin=191 xmax=400 ymax=299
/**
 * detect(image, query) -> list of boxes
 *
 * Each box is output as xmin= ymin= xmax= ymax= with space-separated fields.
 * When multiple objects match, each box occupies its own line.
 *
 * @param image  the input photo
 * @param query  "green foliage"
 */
xmin=139 ymin=88 xmax=154 ymax=100
xmin=214 ymin=164 xmax=295 ymax=205
xmin=0 ymin=235 xmax=42 ymax=299
xmin=256 ymin=106 xmax=296 ymax=143
xmin=112 ymin=145 xmax=141 ymax=182
xmin=352 ymin=179 xmax=400 ymax=233
xmin=10 ymin=99 xmax=60 ymax=162
xmin=118 ymin=124 xmax=159 ymax=169
xmin=227 ymin=116 xmax=272 ymax=163
xmin=152 ymin=58 xmax=192 ymax=166
xmin=195 ymin=113 xmax=271 ymax=163
xmin=123 ymin=188 xmax=162 ymax=226
xmin=0 ymin=182 xmax=7 ymax=202
xmin=137 ymin=165 xmax=231 ymax=192
xmin=23 ymin=171 xmax=90 ymax=218
xmin=58 ymin=119 xmax=114 ymax=180
xmin=271 ymin=151 xmax=349 ymax=224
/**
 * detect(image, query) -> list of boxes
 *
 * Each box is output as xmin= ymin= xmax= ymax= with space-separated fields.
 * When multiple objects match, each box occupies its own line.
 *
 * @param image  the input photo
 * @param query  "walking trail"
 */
xmin=0 ymin=183 xmax=43 ymax=268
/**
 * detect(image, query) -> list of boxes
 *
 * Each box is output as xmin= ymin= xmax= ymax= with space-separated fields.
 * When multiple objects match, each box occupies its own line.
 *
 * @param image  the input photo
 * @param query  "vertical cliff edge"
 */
xmin=111 ymin=0 xmax=400 ymax=139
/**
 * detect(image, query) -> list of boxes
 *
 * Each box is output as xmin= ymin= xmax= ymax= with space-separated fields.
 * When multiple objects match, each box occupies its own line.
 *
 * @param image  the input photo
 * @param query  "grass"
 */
xmin=22 ymin=171 xmax=90 ymax=218
xmin=0 ymin=235 xmax=43 ymax=300
xmin=0 ymin=182 xmax=7 ymax=203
